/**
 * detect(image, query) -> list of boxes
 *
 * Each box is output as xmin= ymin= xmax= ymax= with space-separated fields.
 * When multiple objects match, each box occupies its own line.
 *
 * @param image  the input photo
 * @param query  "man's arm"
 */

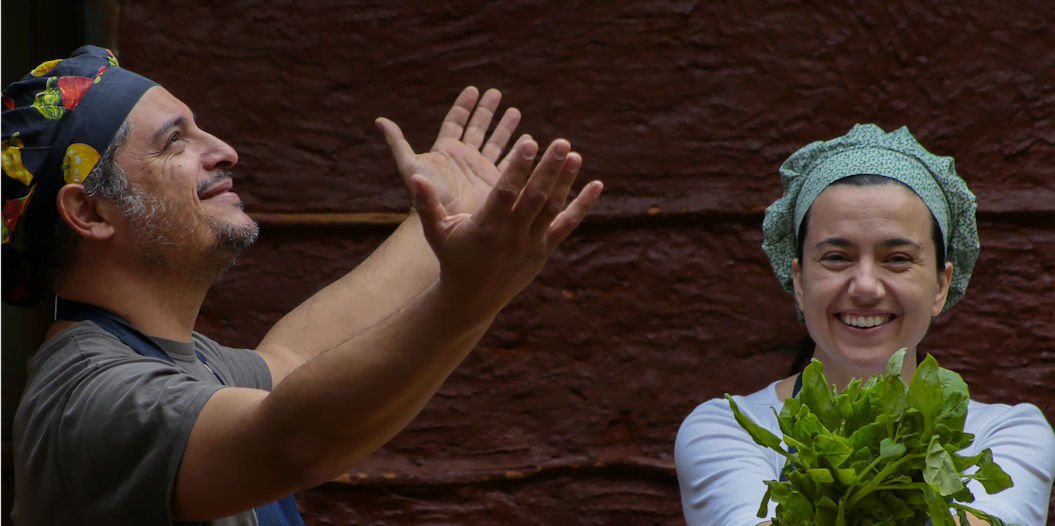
xmin=255 ymin=87 xmax=527 ymax=383
xmin=171 ymin=135 xmax=603 ymax=520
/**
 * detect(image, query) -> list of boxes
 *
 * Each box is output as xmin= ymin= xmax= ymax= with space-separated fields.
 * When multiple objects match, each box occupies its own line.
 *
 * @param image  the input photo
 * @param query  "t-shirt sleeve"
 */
xmin=57 ymin=334 xmax=223 ymax=526
xmin=964 ymin=403 xmax=1055 ymax=526
xmin=675 ymin=397 xmax=782 ymax=526
xmin=192 ymin=332 xmax=272 ymax=390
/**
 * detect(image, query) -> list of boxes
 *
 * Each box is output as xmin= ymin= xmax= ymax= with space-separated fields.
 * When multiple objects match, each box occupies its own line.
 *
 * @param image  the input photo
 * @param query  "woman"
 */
xmin=674 ymin=125 xmax=1055 ymax=526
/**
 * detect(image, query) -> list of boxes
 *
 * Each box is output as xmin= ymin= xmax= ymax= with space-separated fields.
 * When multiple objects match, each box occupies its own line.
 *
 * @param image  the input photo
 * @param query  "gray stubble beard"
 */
xmin=124 ymin=182 xmax=259 ymax=286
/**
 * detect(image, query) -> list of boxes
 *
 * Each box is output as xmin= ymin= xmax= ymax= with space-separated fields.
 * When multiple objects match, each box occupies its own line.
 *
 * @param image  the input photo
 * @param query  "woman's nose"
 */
xmin=848 ymin=263 xmax=884 ymax=301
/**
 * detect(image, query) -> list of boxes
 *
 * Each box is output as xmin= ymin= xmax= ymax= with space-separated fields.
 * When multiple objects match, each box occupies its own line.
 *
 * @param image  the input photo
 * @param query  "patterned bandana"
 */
xmin=2 ymin=45 xmax=157 ymax=305
xmin=762 ymin=124 xmax=979 ymax=318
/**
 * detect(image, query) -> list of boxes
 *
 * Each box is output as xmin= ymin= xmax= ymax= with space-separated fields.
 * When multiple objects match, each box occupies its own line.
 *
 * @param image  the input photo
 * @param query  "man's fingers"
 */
xmin=476 ymin=139 xmax=539 ymax=223
xmin=497 ymin=133 xmax=531 ymax=174
xmin=461 ymin=88 xmax=502 ymax=150
xmin=410 ymin=174 xmax=449 ymax=249
xmin=531 ymin=152 xmax=582 ymax=236
xmin=481 ymin=107 xmax=521 ymax=163
xmin=434 ymin=87 xmax=480 ymax=145
xmin=375 ymin=118 xmax=417 ymax=176
xmin=546 ymin=180 xmax=603 ymax=251
xmin=509 ymin=139 xmax=572 ymax=227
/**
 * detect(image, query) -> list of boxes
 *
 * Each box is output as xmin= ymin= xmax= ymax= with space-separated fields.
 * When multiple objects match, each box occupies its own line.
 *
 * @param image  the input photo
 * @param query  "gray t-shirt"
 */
xmin=12 ymin=321 xmax=273 ymax=526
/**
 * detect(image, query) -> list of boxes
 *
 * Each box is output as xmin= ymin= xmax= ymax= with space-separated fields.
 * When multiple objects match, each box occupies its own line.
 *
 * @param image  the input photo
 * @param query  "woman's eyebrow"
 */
xmin=815 ymin=237 xmax=853 ymax=248
xmin=878 ymin=238 xmax=923 ymax=251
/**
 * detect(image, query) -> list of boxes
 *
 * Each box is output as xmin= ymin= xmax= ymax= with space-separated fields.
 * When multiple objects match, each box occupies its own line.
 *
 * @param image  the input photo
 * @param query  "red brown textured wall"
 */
xmin=117 ymin=1 xmax=1055 ymax=523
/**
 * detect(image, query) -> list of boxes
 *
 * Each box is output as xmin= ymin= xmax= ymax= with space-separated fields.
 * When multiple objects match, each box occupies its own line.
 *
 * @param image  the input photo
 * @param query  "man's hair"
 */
xmin=25 ymin=119 xmax=135 ymax=294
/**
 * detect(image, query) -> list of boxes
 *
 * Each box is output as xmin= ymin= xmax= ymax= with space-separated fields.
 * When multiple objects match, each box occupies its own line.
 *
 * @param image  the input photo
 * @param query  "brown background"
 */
xmin=5 ymin=0 xmax=1055 ymax=524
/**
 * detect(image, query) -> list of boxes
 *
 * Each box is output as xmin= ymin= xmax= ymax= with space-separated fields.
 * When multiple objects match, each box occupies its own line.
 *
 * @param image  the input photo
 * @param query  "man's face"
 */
xmin=114 ymin=86 xmax=257 ymax=281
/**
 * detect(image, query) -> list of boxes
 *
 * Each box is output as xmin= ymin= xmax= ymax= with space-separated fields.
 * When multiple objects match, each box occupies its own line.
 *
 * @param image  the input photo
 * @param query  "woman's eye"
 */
xmin=821 ymin=254 xmax=849 ymax=263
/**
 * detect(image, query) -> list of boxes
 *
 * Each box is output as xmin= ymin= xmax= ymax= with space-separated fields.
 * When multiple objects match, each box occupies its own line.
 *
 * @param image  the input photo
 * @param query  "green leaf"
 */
xmin=780 ymin=490 xmax=815 ymax=524
xmin=832 ymin=466 xmax=857 ymax=486
xmin=788 ymin=470 xmax=819 ymax=501
xmin=757 ymin=484 xmax=774 ymax=518
xmin=972 ymin=448 xmax=1014 ymax=494
xmin=885 ymin=348 xmax=908 ymax=379
xmin=936 ymin=367 xmax=970 ymax=430
xmin=935 ymin=423 xmax=974 ymax=453
xmin=815 ymin=435 xmax=854 ymax=469
xmin=924 ymin=437 xmax=964 ymax=496
xmin=879 ymin=373 xmax=907 ymax=422
xmin=725 ymin=394 xmax=787 ymax=453
xmin=808 ymin=468 xmax=835 ymax=484
xmin=951 ymin=503 xmax=1014 ymax=526
xmin=778 ymin=398 xmax=801 ymax=436
xmin=799 ymin=359 xmax=841 ymax=430
xmin=923 ymin=486 xmax=955 ymax=526
xmin=879 ymin=437 xmax=907 ymax=460
xmin=814 ymin=496 xmax=838 ymax=526
xmin=950 ymin=484 xmax=975 ymax=504
xmin=848 ymin=421 xmax=881 ymax=455
xmin=907 ymin=354 xmax=944 ymax=434
xmin=877 ymin=491 xmax=915 ymax=521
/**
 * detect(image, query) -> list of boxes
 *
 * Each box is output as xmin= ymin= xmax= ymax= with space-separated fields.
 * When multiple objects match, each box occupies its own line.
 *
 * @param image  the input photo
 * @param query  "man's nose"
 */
xmin=200 ymin=132 xmax=238 ymax=171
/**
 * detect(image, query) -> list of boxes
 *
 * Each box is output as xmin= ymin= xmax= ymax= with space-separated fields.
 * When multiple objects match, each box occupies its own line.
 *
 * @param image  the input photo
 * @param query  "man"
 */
xmin=2 ymin=46 xmax=601 ymax=524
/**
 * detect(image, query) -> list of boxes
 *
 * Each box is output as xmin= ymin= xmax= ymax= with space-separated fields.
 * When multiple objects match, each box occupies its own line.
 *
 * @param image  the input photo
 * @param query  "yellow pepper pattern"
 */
xmin=2 ymin=187 xmax=34 ymax=245
xmin=31 ymin=59 xmax=61 ymax=76
xmin=31 ymin=78 xmax=65 ymax=120
xmin=62 ymin=144 xmax=100 ymax=184
xmin=2 ymin=134 xmax=34 ymax=185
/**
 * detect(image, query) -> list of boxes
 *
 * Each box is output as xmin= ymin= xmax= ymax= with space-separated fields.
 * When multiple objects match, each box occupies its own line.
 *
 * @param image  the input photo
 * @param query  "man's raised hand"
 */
xmin=410 ymin=137 xmax=603 ymax=314
xmin=376 ymin=87 xmax=526 ymax=216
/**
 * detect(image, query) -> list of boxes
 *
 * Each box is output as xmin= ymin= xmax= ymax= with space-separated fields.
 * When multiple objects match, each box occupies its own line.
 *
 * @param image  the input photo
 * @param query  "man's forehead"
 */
xmin=127 ymin=87 xmax=194 ymax=133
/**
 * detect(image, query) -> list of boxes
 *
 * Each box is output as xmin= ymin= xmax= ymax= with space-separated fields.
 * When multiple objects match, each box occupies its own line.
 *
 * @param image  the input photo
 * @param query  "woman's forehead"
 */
xmin=807 ymin=184 xmax=933 ymax=241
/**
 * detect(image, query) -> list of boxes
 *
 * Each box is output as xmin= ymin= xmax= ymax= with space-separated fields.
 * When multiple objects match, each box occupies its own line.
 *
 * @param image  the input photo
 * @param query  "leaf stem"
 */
xmin=846 ymin=453 xmax=925 ymax=509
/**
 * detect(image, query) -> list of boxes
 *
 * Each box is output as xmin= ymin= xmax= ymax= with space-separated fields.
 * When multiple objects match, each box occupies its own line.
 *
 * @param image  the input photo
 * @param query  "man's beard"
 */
xmin=123 ymin=172 xmax=259 ymax=285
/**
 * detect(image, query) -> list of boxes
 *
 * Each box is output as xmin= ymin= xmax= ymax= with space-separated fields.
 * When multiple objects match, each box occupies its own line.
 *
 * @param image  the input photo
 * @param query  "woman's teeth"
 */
xmin=840 ymin=314 xmax=891 ymax=328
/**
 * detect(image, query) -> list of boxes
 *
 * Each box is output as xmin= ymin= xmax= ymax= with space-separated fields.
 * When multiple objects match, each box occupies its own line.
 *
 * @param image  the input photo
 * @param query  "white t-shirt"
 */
xmin=675 ymin=380 xmax=1055 ymax=526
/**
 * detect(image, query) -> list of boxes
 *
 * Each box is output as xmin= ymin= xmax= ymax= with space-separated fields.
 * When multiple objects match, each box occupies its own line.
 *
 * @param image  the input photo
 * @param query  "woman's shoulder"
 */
xmin=966 ymin=399 xmax=1054 ymax=431
xmin=676 ymin=381 xmax=783 ymax=443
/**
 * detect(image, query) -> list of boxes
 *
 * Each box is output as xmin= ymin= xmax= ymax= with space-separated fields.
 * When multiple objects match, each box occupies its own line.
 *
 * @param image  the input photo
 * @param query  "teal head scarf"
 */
xmin=762 ymin=124 xmax=979 ymax=318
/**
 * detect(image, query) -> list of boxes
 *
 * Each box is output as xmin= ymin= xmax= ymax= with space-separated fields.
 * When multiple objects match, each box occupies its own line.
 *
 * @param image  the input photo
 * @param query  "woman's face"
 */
xmin=791 ymin=183 xmax=953 ymax=375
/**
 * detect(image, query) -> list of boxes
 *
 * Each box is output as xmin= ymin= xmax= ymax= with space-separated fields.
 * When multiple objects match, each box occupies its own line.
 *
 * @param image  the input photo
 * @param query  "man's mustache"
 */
xmin=196 ymin=170 xmax=235 ymax=195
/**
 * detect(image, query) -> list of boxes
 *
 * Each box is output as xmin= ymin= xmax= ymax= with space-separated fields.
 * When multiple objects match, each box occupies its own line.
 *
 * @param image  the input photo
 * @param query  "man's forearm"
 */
xmin=173 ymin=279 xmax=499 ymax=519
xmin=256 ymin=213 xmax=440 ymax=380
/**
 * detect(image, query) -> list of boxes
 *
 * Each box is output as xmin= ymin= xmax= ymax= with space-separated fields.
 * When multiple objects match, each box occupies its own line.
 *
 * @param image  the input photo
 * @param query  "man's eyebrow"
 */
xmin=151 ymin=115 xmax=188 ymax=146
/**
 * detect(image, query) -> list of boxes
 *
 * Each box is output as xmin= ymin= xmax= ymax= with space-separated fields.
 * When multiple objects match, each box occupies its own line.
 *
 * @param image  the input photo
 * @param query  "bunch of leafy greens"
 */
xmin=726 ymin=349 xmax=1016 ymax=526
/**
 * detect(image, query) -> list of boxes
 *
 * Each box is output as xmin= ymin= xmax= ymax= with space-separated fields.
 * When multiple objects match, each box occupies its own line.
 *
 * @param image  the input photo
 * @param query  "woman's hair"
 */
xmin=786 ymin=174 xmax=947 ymax=375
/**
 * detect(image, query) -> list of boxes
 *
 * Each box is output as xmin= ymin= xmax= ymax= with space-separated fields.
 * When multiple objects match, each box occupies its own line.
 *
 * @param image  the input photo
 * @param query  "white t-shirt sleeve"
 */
xmin=675 ymin=386 xmax=785 ymax=526
xmin=961 ymin=401 xmax=1055 ymax=526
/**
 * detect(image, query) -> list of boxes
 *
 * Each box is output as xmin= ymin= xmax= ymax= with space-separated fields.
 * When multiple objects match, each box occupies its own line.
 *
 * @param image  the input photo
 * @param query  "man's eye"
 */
xmin=822 ymin=254 xmax=849 ymax=262
xmin=168 ymin=131 xmax=181 ymax=145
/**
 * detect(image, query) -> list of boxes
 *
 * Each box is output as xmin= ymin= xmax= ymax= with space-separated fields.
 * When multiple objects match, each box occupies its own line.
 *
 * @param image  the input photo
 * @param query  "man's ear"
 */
xmin=55 ymin=184 xmax=119 ymax=240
